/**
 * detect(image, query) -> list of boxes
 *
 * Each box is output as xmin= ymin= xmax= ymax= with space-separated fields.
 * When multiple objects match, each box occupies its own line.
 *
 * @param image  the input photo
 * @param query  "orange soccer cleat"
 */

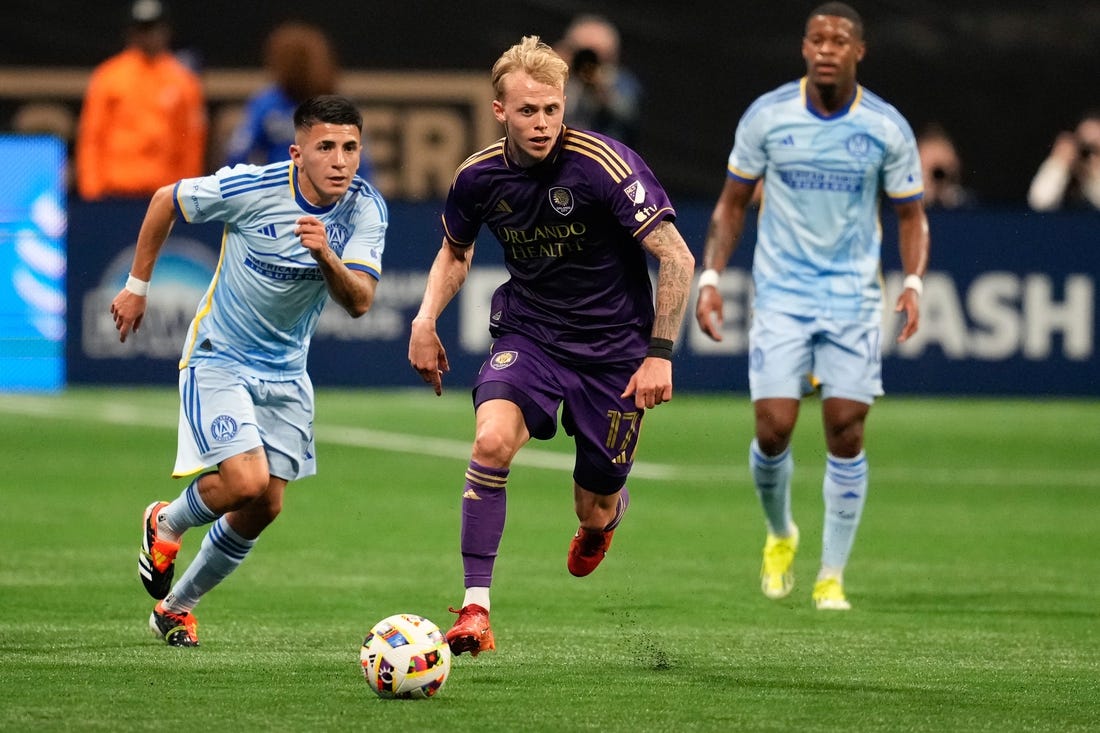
xmin=139 ymin=501 xmax=180 ymax=600
xmin=567 ymin=527 xmax=615 ymax=577
xmin=445 ymin=604 xmax=495 ymax=657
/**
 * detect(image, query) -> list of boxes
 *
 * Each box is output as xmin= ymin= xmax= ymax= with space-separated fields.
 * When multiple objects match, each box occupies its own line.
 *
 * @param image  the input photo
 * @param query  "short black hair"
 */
xmin=293 ymin=94 xmax=363 ymax=132
xmin=807 ymin=2 xmax=864 ymax=39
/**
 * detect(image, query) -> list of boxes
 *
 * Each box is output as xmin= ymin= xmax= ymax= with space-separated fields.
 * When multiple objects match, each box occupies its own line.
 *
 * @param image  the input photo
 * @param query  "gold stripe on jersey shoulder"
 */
xmin=563 ymin=142 xmax=627 ymax=183
xmin=563 ymin=130 xmax=632 ymax=180
xmin=178 ymin=226 xmax=228 ymax=369
xmin=441 ymin=214 xmax=474 ymax=247
xmin=174 ymin=184 xmax=194 ymax=224
xmin=454 ymin=140 xmax=505 ymax=175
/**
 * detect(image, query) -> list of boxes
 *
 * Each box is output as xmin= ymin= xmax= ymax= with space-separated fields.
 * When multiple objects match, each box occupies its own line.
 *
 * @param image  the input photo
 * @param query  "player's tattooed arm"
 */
xmin=641 ymin=220 xmax=695 ymax=342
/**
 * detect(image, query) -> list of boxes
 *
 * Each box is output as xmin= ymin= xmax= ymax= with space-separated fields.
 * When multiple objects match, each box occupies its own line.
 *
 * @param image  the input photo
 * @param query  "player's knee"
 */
xmin=471 ymin=428 xmax=518 ymax=467
xmin=754 ymin=401 xmax=797 ymax=454
xmin=756 ymin=433 xmax=791 ymax=457
xmin=824 ymin=410 xmax=866 ymax=457
xmin=755 ymin=421 xmax=795 ymax=455
xmin=825 ymin=426 xmax=864 ymax=458
xmin=226 ymin=488 xmax=282 ymax=537
xmin=256 ymin=491 xmax=283 ymax=523
xmin=238 ymin=475 xmax=270 ymax=503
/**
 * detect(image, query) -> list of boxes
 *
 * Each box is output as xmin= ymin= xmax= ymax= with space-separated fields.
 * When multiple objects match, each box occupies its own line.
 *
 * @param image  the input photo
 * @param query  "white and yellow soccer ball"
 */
xmin=360 ymin=613 xmax=451 ymax=699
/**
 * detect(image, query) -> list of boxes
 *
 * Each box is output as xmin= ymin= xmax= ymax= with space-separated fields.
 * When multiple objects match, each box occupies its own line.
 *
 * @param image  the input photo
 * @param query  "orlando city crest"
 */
xmin=548 ymin=187 xmax=574 ymax=216
xmin=490 ymin=350 xmax=519 ymax=370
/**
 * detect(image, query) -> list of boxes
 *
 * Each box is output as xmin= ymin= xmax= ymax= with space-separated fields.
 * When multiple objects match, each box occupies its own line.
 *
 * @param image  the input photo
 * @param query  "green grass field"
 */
xmin=2 ymin=387 xmax=1098 ymax=732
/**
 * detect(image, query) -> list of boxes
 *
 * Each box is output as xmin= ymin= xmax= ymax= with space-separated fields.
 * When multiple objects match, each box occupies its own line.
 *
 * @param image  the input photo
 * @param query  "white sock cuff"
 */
xmin=462 ymin=586 xmax=490 ymax=611
xmin=185 ymin=477 xmax=219 ymax=523
xmin=826 ymin=451 xmax=866 ymax=465
xmin=751 ymin=439 xmax=791 ymax=464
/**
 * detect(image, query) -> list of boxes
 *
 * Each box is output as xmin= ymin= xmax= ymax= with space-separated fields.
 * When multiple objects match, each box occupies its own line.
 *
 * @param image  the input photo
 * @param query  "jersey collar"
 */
xmin=291 ymin=164 xmax=339 ymax=214
xmin=801 ymin=77 xmax=862 ymax=120
xmin=502 ymin=127 xmax=566 ymax=175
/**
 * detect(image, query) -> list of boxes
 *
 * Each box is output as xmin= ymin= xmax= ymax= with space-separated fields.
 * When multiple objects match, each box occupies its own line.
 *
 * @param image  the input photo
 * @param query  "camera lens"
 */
xmin=572 ymin=48 xmax=599 ymax=72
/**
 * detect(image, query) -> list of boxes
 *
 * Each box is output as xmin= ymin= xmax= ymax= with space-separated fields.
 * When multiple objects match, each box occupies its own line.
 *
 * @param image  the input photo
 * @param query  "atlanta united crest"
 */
xmin=326 ymin=222 xmax=350 ymax=256
xmin=210 ymin=414 xmax=239 ymax=442
xmin=548 ymin=187 xmax=574 ymax=216
xmin=845 ymin=133 xmax=872 ymax=157
xmin=490 ymin=350 xmax=519 ymax=370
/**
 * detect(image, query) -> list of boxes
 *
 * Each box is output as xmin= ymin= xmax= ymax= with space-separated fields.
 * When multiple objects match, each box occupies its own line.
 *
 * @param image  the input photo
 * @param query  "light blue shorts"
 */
xmin=173 ymin=363 xmax=317 ymax=481
xmin=748 ymin=309 xmax=884 ymax=404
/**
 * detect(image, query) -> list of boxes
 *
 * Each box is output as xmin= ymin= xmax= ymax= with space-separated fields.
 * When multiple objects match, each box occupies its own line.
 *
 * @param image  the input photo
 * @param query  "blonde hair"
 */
xmin=491 ymin=35 xmax=569 ymax=99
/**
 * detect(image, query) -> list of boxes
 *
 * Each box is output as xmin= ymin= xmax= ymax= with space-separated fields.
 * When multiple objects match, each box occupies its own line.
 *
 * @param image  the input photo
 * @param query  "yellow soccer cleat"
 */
xmin=813 ymin=576 xmax=852 ymax=611
xmin=760 ymin=524 xmax=799 ymax=599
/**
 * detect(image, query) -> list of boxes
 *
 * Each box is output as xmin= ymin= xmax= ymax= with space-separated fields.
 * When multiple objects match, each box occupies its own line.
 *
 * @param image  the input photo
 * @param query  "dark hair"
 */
xmin=807 ymin=2 xmax=864 ymax=39
xmin=293 ymin=94 xmax=362 ymax=132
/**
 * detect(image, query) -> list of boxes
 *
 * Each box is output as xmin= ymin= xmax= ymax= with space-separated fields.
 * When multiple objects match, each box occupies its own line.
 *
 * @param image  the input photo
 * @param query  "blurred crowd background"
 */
xmin=2 ymin=0 xmax=1097 ymax=206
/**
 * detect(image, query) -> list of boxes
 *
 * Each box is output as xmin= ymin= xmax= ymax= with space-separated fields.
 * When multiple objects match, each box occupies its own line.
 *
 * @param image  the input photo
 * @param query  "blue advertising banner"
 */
xmin=0 ymin=135 xmax=66 ymax=391
xmin=66 ymin=200 xmax=1098 ymax=396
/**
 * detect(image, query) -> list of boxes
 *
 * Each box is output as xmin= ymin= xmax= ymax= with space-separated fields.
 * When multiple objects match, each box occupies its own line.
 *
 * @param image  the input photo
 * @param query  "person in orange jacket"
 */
xmin=76 ymin=0 xmax=207 ymax=200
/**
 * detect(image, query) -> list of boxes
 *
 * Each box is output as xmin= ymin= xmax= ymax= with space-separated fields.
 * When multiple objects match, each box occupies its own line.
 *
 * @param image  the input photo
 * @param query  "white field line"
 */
xmin=2 ymin=397 xmax=1097 ymax=487
xmin=0 ymin=397 xmax=678 ymax=480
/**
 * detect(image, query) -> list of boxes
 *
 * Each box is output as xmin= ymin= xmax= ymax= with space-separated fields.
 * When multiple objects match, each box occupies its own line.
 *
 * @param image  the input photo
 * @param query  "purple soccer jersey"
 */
xmin=442 ymin=127 xmax=676 ymax=364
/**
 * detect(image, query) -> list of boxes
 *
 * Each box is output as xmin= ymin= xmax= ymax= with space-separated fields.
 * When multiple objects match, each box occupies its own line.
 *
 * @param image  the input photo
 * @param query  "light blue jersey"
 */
xmin=727 ymin=78 xmax=922 ymax=323
xmin=172 ymin=161 xmax=387 ymax=378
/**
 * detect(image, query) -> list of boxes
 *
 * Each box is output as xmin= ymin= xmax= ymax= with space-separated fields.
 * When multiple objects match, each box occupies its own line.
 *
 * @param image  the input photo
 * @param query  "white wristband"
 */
xmin=698 ymin=269 xmax=720 ymax=290
xmin=125 ymin=274 xmax=150 ymax=297
xmin=902 ymin=274 xmax=923 ymax=297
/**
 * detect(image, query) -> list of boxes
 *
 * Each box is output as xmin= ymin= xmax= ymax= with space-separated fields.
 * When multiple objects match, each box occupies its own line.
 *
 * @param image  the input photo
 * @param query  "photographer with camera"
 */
xmin=918 ymin=123 xmax=975 ymax=209
xmin=556 ymin=14 xmax=643 ymax=147
xmin=1028 ymin=110 xmax=1100 ymax=211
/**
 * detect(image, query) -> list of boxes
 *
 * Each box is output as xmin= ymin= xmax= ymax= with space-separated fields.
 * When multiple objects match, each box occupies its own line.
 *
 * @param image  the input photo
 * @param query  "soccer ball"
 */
xmin=360 ymin=613 xmax=451 ymax=699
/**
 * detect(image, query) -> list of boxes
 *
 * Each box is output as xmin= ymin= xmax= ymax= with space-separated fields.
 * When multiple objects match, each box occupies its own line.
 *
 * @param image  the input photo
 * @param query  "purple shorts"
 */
xmin=472 ymin=333 xmax=644 ymax=494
